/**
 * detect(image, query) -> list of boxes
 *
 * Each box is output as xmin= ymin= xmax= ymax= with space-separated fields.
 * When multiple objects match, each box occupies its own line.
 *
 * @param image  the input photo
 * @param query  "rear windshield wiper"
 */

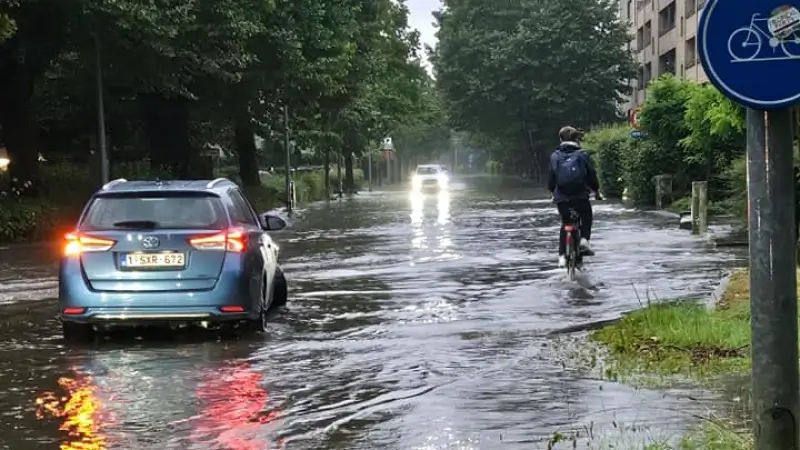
xmin=112 ymin=220 xmax=159 ymax=229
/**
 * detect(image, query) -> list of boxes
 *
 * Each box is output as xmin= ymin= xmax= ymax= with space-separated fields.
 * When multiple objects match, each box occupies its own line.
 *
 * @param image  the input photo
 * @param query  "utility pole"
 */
xmin=283 ymin=105 xmax=292 ymax=214
xmin=698 ymin=2 xmax=800 ymax=449
xmin=337 ymin=151 xmax=343 ymax=198
xmin=94 ymin=35 xmax=109 ymax=186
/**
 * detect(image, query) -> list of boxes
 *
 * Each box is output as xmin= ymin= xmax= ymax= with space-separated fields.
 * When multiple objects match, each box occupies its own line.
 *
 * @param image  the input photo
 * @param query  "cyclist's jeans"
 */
xmin=556 ymin=199 xmax=593 ymax=256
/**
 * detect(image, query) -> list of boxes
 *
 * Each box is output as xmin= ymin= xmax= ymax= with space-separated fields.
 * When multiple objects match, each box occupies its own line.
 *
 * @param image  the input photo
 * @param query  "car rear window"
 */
xmin=416 ymin=166 xmax=439 ymax=174
xmin=81 ymin=193 xmax=228 ymax=230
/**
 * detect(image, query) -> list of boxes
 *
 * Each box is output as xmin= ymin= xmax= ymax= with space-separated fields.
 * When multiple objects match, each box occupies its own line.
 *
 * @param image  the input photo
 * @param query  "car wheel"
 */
xmin=62 ymin=322 xmax=93 ymax=342
xmin=270 ymin=268 xmax=288 ymax=309
xmin=250 ymin=276 xmax=269 ymax=332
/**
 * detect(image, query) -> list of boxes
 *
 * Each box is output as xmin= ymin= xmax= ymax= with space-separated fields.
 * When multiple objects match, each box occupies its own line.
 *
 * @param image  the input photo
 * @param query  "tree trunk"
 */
xmin=344 ymin=151 xmax=355 ymax=192
xmin=140 ymin=94 xmax=201 ymax=178
xmin=0 ymin=55 xmax=39 ymax=191
xmin=234 ymin=112 xmax=260 ymax=187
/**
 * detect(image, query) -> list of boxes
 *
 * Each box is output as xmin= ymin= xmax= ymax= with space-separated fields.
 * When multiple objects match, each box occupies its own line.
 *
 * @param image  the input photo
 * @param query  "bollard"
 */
xmin=691 ymin=181 xmax=708 ymax=234
xmin=653 ymin=174 xmax=673 ymax=210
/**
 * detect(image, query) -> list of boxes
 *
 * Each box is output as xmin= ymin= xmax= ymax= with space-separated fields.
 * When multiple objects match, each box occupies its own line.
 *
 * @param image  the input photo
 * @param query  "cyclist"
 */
xmin=548 ymin=125 xmax=602 ymax=268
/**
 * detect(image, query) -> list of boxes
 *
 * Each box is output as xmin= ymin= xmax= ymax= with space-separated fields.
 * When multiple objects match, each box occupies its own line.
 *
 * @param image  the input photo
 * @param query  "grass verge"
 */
xmin=590 ymin=270 xmax=754 ymax=379
xmin=586 ymin=269 xmax=772 ymax=449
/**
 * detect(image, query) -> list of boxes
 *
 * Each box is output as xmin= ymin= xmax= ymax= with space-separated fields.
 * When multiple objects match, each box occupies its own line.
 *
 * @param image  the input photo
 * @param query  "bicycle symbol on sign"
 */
xmin=728 ymin=5 xmax=800 ymax=62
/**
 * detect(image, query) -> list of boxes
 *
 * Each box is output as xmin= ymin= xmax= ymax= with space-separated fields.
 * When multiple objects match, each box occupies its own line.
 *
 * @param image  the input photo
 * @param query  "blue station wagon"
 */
xmin=58 ymin=178 xmax=288 ymax=340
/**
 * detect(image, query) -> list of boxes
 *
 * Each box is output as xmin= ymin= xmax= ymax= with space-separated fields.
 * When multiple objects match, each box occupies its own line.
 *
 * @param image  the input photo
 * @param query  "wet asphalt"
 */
xmin=0 ymin=177 xmax=746 ymax=449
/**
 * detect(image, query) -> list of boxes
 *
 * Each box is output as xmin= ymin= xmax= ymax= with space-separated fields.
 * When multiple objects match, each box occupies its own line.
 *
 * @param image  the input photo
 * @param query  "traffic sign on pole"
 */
xmin=700 ymin=2 xmax=800 ymax=449
xmin=698 ymin=1 xmax=800 ymax=109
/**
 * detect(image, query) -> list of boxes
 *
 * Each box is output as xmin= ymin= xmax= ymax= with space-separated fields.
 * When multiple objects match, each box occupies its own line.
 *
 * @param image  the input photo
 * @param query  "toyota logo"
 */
xmin=141 ymin=236 xmax=160 ymax=249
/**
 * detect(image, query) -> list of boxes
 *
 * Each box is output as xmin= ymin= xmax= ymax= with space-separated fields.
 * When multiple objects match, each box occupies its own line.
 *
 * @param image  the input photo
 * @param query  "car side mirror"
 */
xmin=260 ymin=213 xmax=287 ymax=231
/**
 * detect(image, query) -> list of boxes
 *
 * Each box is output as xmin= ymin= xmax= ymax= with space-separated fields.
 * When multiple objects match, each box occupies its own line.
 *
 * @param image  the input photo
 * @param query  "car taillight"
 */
xmin=189 ymin=229 xmax=246 ymax=252
xmin=64 ymin=233 xmax=116 ymax=256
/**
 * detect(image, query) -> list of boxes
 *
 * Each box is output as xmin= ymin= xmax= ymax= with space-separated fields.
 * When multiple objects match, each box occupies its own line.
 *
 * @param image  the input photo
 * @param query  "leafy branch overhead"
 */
xmin=432 ymin=0 xmax=635 ymax=176
xmin=0 ymin=0 xmax=448 ymax=188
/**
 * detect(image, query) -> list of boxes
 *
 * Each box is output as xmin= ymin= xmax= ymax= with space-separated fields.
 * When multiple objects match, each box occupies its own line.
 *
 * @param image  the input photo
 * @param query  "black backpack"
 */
xmin=555 ymin=150 xmax=587 ymax=195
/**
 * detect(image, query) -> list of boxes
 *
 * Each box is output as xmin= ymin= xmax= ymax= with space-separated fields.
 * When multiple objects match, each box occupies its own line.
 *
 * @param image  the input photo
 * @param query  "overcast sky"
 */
xmin=406 ymin=0 xmax=440 ymax=67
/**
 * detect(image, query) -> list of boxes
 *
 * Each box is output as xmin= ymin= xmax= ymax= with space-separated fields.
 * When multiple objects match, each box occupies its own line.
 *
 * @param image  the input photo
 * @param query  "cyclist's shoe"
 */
xmin=580 ymin=238 xmax=595 ymax=256
xmin=558 ymin=255 xmax=567 ymax=268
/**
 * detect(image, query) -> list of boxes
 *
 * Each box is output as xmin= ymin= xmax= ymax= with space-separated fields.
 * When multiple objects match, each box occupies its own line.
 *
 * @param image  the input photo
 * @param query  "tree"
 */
xmin=0 ymin=0 xmax=74 ymax=188
xmin=432 ymin=0 xmax=634 ymax=180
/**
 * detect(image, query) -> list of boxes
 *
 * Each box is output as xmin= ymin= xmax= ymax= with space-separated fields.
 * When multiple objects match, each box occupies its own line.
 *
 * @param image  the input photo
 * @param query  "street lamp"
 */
xmin=283 ymin=105 xmax=292 ymax=214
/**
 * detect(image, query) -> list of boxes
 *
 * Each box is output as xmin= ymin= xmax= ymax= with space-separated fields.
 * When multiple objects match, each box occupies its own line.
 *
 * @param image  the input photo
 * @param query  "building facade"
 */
xmin=620 ymin=0 xmax=708 ymax=112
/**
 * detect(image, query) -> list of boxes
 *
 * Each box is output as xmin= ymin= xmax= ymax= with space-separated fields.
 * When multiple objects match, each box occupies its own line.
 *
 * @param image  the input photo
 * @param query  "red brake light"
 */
xmin=189 ymin=229 xmax=246 ymax=252
xmin=563 ymin=225 xmax=575 ymax=232
xmin=62 ymin=307 xmax=86 ymax=315
xmin=64 ymin=232 xmax=115 ymax=256
xmin=220 ymin=306 xmax=244 ymax=312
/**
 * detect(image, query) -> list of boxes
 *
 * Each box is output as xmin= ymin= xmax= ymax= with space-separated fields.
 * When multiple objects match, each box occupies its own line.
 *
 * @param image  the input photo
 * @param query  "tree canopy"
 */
xmin=0 ymin=0 xmax=448 ymax=191
xmin=432 ymin=0 xmax=635 ymax=179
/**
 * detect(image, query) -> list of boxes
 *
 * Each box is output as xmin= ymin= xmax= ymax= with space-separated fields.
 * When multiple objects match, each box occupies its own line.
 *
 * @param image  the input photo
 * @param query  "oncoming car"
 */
xmin=411 ymin=164 xmax=448 ymax=192
xmin=58 ymin=178 xmax=288 ymax=341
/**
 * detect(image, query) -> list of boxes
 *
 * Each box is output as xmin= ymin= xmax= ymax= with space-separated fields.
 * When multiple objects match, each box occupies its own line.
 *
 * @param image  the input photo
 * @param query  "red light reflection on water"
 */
xmin=35 ymin=372 xmax=110 ymax=450
xmin=189 ymin=361 xmax=283 ymax=449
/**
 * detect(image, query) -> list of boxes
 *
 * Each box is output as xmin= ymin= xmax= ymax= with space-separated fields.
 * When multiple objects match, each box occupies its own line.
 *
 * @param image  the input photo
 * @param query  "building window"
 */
xmin=637 ymin=27 xmax=644 ymax=50
xmin=685 ymin=0 xmax=696 ymax=16
xmin=659 ymin=49 xmax=676 ymax=75
xmin=644 ymin=21 xmax=652 ymax=46
xmin=627 ymin=0 xmax=632 ymax=18
xmin=637 ymin=65 xmax=645 ymax=88
xmin=659 ymin=1 xmax=676 ymax=36
xmin=685 ymin=37 xmax=696 ymax=67
xmin=680 ymin=16 xmax=684 ymax=36
xmin=644 ymin=62 xmax=652 ymax=86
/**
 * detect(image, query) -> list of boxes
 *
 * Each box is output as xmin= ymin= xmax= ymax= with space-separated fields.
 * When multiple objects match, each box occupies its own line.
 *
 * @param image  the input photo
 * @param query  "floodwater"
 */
xmin=0 ymin=178 xmax=746 ymax=449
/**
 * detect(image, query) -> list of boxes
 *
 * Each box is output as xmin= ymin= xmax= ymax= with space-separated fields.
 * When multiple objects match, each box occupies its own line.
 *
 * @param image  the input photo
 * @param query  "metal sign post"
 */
xmin=699 ymin=2 xmax=800 ymax=448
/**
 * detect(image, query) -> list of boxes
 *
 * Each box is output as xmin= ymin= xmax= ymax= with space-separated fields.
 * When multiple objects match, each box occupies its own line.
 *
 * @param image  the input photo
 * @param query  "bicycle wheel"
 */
xmin=727 ymin=27 xmax=761 ymax=61
xmin=566 ymin=243 xmax=577 ymax=280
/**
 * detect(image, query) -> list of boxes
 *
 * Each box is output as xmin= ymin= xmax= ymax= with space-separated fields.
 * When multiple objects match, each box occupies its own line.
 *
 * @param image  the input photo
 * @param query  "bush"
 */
xmin=0 ymin=160 xmax=176 ymax=244
xmin=0 ymin=162 xmax=357 ymax=244
xmin=718 ymin=156 xmax=747 ymax=219
xmin=619 ymin=139 xmax=664 ymax=205
xmin=582 ymin=124 xmax=629 ymax=198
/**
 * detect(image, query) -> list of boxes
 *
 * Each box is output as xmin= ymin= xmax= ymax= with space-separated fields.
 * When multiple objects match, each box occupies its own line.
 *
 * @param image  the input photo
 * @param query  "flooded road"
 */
xmin=0 ymin=178 xmax=745 ymax=449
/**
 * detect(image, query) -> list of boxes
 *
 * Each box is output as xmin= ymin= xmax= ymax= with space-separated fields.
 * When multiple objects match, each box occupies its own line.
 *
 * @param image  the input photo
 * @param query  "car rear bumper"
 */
xmin=59 ymin=306 xmax=250 ymax=324
xmin=58 ymin=258 xmax=258 ymax=325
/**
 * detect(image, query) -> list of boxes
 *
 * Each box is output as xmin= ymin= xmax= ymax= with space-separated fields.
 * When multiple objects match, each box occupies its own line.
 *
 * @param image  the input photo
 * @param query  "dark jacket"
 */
xmin=547 ymin=141 xmax=600 ymax=203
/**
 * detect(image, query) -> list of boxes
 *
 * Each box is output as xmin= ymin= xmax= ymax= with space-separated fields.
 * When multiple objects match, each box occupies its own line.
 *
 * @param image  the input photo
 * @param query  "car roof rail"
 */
xmin=206 ymin=178 xmax=232 ymax=188
xmin=101 ymin=178 xmax=127 ymax=190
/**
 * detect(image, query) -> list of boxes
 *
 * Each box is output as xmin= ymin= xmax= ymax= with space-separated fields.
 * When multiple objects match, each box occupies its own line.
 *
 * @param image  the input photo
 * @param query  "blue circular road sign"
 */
xmin=698 ymin=1 xmax=800 ymax=109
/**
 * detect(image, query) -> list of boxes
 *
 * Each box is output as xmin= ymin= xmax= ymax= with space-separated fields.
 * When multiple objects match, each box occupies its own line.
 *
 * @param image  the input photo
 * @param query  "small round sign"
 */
xmin=698 ymin=1 xmax=800 ymax=109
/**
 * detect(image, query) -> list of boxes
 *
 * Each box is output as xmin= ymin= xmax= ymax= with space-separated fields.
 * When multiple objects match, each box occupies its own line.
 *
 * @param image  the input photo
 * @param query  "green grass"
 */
xmin=590 ymin=271 xmax=754 ymax=378
xmin=582 ymin=270 xmax=770 ymax=449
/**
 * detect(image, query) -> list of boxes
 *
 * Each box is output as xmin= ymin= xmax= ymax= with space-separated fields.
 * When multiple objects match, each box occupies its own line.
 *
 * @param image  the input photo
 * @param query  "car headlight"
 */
xmin=412 ymin=175 xmax=421 ymax=185
xmin=437 ymin=174 xmax=448 ymax=185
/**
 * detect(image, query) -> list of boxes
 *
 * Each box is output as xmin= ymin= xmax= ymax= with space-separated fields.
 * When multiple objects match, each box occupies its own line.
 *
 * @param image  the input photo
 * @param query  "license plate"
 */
xmin=122 ymin=252 xmax=185 ymax=268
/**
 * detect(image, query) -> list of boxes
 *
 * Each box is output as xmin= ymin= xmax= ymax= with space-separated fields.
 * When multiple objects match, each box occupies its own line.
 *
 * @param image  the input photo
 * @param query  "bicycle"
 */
xmin=727 ymin=12 xmax=800 ymax=61
xmin=562 ymin=208 xmax=584 ymax=280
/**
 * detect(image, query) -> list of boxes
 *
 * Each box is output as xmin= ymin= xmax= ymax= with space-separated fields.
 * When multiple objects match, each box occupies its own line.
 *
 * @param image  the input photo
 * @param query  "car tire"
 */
xmin=270 ymin=268 xmax=288 ymax=309
xmin=62 ymin=322 xmax=93 ymax=342
xmin=250 ymin=275 xmax=269 ymax=332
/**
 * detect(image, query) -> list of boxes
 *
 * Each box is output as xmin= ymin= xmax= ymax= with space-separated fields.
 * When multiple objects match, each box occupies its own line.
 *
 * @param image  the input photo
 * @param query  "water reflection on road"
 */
xmin=0 ymin=178 xmax=745 ymax=449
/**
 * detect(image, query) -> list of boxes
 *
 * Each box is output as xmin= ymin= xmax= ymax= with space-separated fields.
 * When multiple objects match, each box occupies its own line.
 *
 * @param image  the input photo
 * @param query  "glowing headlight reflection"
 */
xmin=437 ymin=190 xmax=450 ymax=224
xmin=410 ymin=190 xmax=424 ymax=223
